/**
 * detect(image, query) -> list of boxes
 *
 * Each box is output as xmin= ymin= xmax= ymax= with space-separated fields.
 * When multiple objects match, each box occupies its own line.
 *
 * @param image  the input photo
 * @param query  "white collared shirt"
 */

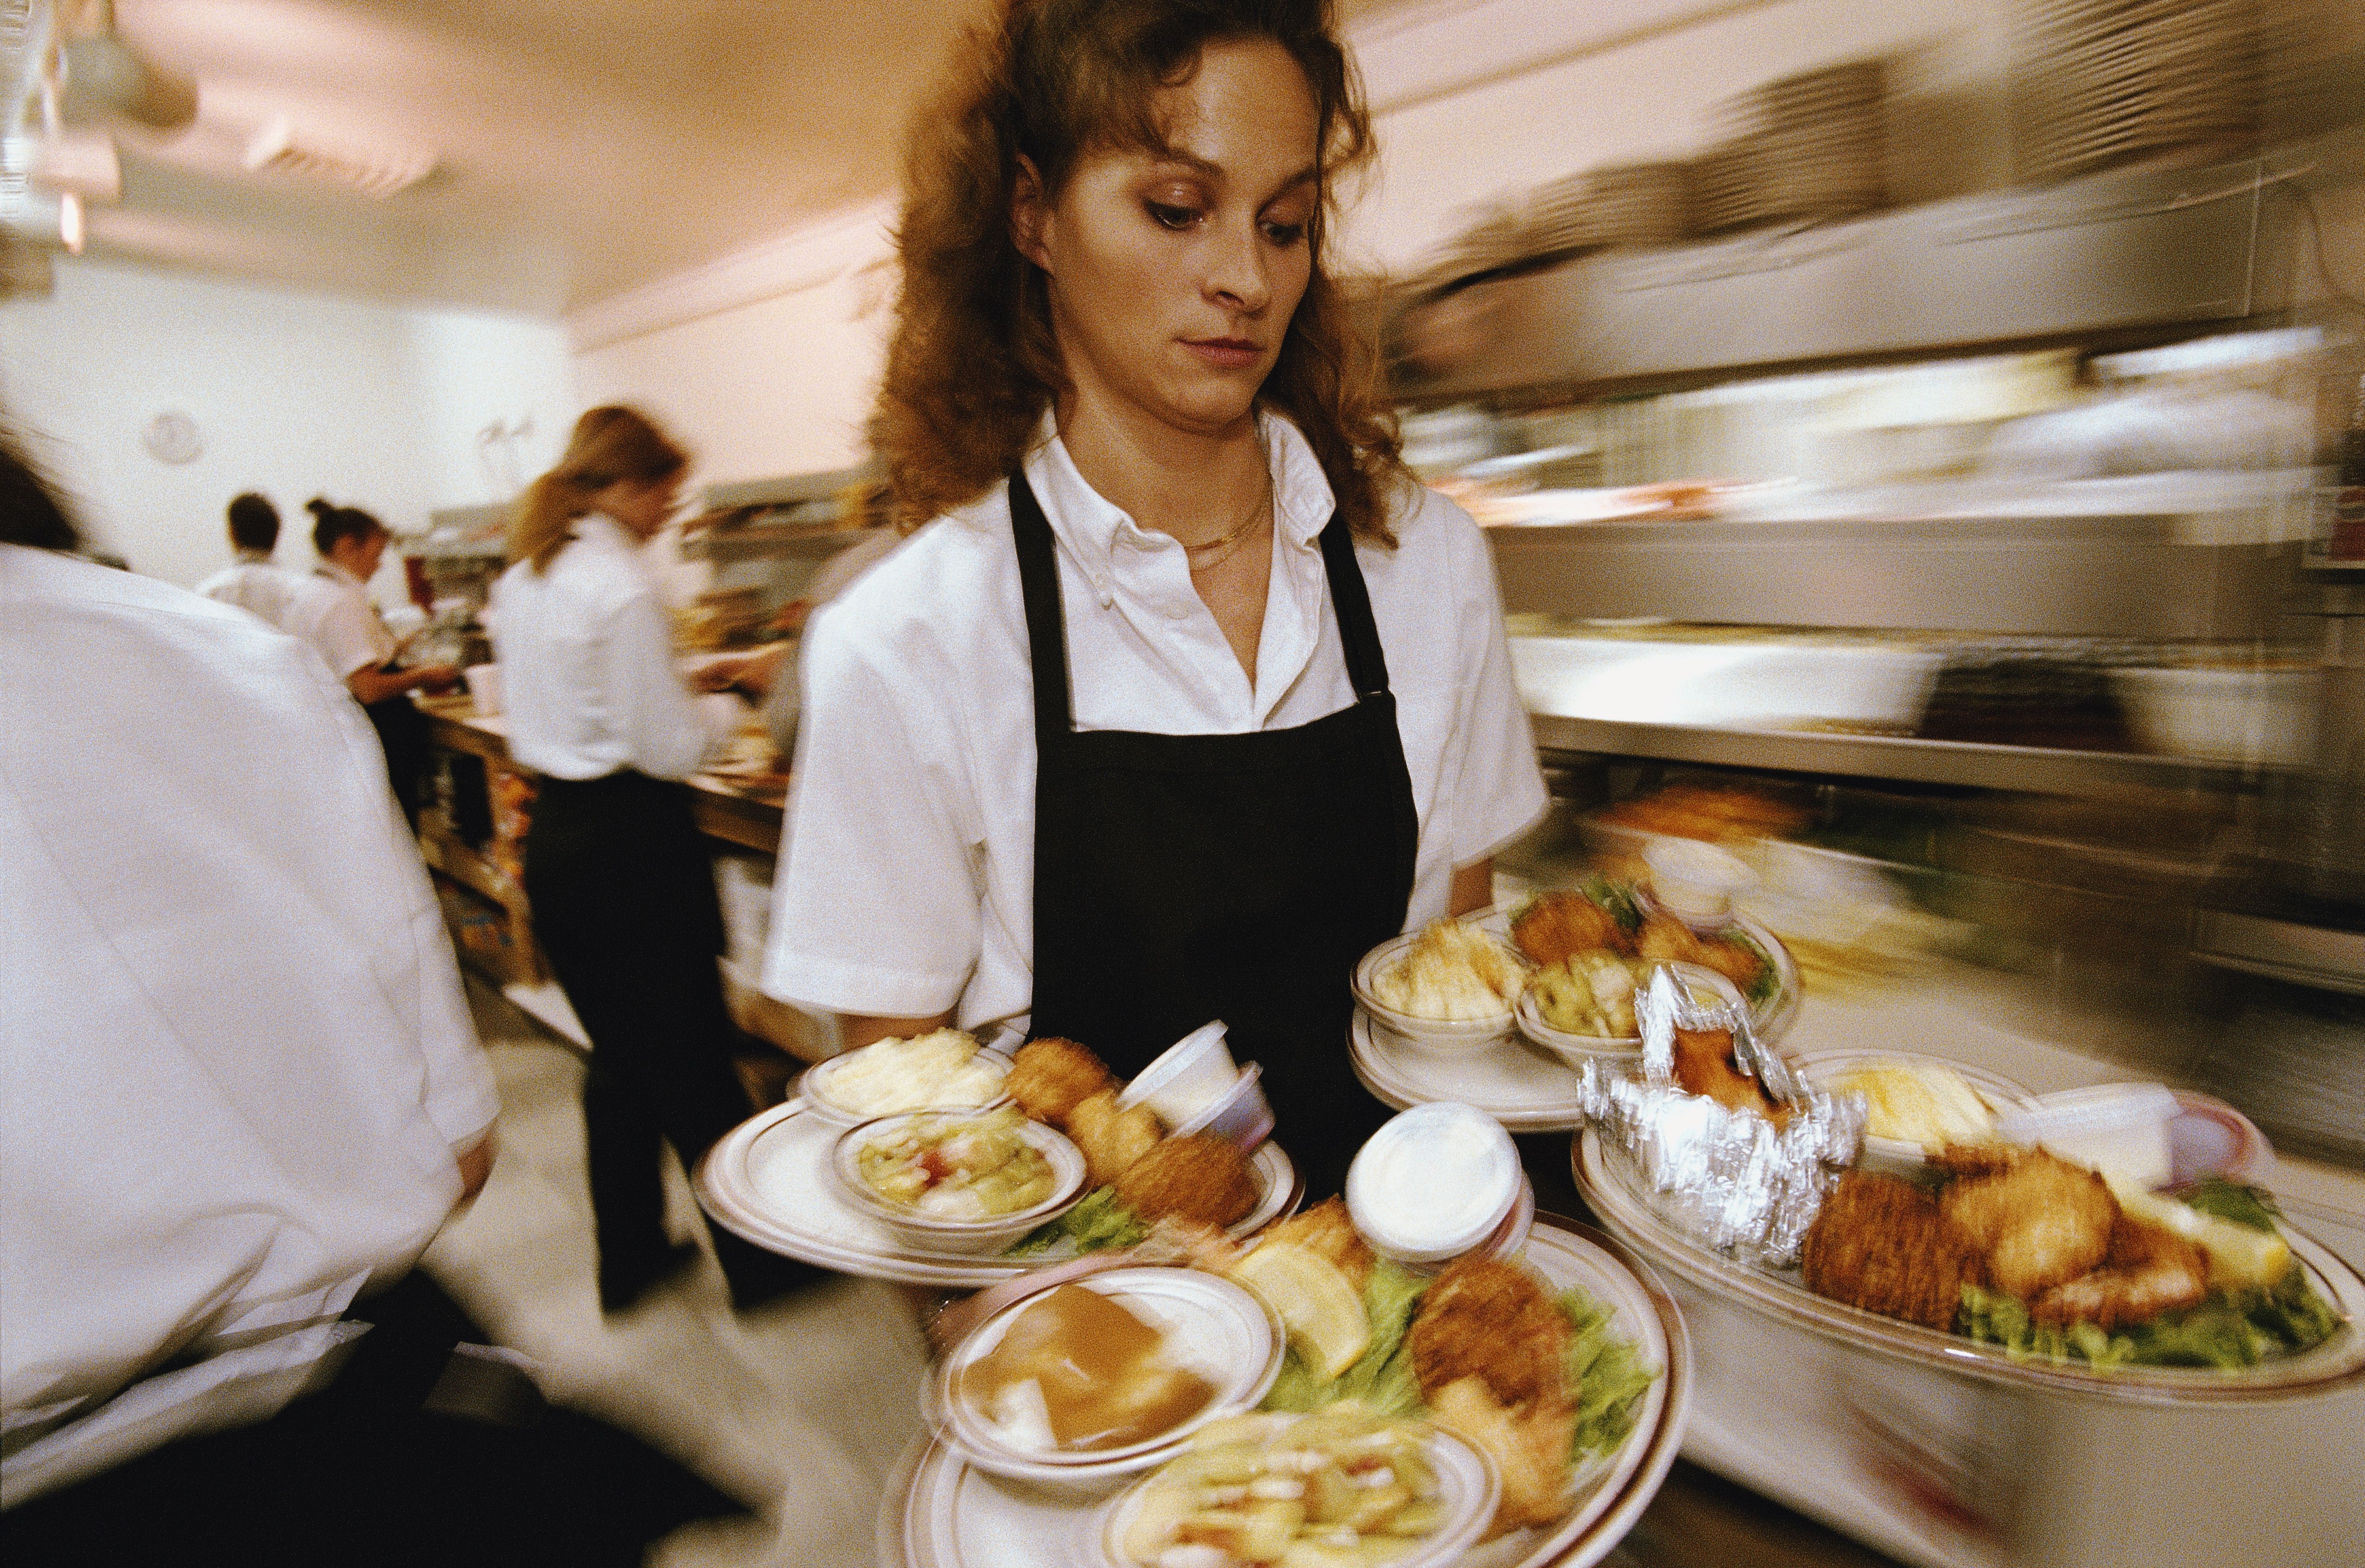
xmin=764 ymin=414 xmax=1546 ymax=1034
xmin=281 ymin=560 xmax=396 ymax=680
xmin=491 ymin=512 xmax=740 ymax=782
xmin=1 ymin=544 xmax=499 ymax=1503
xmin=193 ymin=551 xmax=302 ymax=627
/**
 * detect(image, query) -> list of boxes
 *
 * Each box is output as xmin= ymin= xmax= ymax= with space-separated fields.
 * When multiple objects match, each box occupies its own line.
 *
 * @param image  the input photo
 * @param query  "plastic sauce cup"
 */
xmin=1346 ymin=1103 xmax=1521 ymax=1268
xmin=1117 ymin=1021 xmax=1240 ymax=1131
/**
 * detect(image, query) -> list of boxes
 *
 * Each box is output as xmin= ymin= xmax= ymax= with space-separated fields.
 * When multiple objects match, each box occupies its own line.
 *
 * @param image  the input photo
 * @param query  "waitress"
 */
xmin=766 ymin=0 xmax=1545 ymax=1198
xmin=282 ymin=499 xmax=457 ymax=826
xmin=496 ymin=406 xmax=806 ymax=1312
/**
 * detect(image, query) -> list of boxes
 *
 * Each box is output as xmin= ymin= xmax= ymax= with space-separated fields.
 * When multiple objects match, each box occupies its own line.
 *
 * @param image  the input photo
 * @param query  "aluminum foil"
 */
xmin=1580 ymin=968 xmax=1863 ymax=1266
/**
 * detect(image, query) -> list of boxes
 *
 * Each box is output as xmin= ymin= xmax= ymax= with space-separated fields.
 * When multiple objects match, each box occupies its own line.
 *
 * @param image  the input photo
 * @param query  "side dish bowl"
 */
xmin=830 ymin=1112 xmax=1087 ymax=1256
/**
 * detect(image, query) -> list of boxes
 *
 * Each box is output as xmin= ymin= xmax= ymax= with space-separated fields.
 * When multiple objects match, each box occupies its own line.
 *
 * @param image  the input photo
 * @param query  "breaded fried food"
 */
xmin=2030 ymin=1212 xmax=2208 ymax=1330
xmin=1671 ymin=1025 xmax=1782 ymax=1121
xmin=1939 ymin=1149 xmax=2117 ymax=1300
xmin=1257 ymin=1196 xmax=1374 ymax=1291
xmin=1800 ymin=1171 xmax=1984 ymax=1331
xmin=1429 ymin=1376 xmax=1575 ymax=1535
xmin=1114 ymin=1133 xmax=1257 ymax=1228
xmin=1635 ymin=912 xmax=1707 ymax=967
xmin=1697 ymin=932 xmax=1770 ymax=995
xmin=1007 ymin=1036 xmax=1114 ymax=1125
xmin=1066 ymin=1089 xmax=1162 ymax=1188
xmin=1409 ymin=1256 xmax=1570 ymax=1411
xmin=1511 ymin=892 xmax=1631 ymax=966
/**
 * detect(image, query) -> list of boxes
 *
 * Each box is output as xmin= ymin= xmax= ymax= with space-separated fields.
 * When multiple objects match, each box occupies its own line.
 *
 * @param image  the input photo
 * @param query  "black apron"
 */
xmin=1013 ymin=470 xmax=1418 ymax=1199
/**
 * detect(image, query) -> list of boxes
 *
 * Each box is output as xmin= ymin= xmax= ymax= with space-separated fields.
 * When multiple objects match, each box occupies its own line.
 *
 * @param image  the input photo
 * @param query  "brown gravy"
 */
xmin=958 ymin=1285 xmax=1216 ymax=1452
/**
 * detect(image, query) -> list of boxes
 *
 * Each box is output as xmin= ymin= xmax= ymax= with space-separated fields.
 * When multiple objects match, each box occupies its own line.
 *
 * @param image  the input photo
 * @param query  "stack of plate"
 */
xmin=1691 ymin=137 xmax=1764 ymax=234
xmin=1723 ymin=60 xmax=1888 ymax=225
xmin=1584 ymin=161 xmax=1695 ymax=248
xmin=1526 ymin=171 xmax=1595 ymax=256
xmin=2015 ymin=0 xmax=2256 ymax=182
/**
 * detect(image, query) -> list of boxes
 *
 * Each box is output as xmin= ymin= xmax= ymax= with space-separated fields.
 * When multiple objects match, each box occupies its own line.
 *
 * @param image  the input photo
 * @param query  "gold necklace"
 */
xmin=1180 ymin=475 xmax=1272 ymax=572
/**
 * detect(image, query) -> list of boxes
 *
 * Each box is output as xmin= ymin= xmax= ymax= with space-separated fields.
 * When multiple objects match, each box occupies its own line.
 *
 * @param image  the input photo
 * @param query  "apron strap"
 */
xmin=1008 ymin=468 xmax=1076 ymax=742
xmin=1318 ymin=518 xmax=1392 ymax=700
xmin=1008 ymin=466 xmax=1397 ymax=738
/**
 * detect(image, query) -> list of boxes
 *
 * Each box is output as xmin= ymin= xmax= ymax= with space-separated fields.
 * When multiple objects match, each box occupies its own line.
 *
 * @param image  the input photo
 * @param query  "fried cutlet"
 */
xmin=1800 ymin=1171 xmax=1984 ymax=1331
xmin=1511 ymin=893 xmax=1631 ymax=967
xmin=1006 ymin=1036 xmax=1114 ymax=1125
xmin=2029 ymin=1212 xmax=2208 ymax=1330
xmin=1428 ymin=1376 xmax=1575 ymax=1535
xmin=1114 ymin=1133 xmax=1258 ymax=1228
xmin=1939 ymin=1149 xmax=2117 ymax=1301
xmin=1671 ymin=1025 xmax=1782 ymax=1121
xmin=1408 ymin=1256 xmax=1570 ymax=1411
xmin=1257 ymin=1197 xmax=1374 ymax=1291
xmin=1067 ymin=1089 xmax=1162 ymax=1188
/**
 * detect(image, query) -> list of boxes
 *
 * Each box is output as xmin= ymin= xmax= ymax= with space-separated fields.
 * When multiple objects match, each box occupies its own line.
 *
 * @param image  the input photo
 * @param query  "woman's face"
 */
xmin=332 ymin=527 xmax=388 ymax=581
xmin=1017 ymin=38 xmax=1321 ymax=440
xmin=598 ymin=471 xmax=684 ymax=541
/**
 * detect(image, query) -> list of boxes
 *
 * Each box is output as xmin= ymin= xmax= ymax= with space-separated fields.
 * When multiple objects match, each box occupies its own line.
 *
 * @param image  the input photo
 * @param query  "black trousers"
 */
xmin=0 ymin=1275 xmax=744 ymax=1567
xmin=363 ymin=691 xmax=429 ymax=830
xmin=524 ymin=771 xmax=808 ymax=1307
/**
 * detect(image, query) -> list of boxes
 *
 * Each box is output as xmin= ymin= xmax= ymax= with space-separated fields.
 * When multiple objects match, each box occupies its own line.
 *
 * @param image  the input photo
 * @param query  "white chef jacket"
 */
xmin=280 ymin=559 xmax=397 ymax=681
xmin=490 ymin=512 xmax=740 ymax=782
xmin=763 ymin=413 xmax=1547 ymax=1034
xmin=0 ymin=544 xmax=499 ymax=1506
xmin=192 ymin=550 xmax=302 ymax=627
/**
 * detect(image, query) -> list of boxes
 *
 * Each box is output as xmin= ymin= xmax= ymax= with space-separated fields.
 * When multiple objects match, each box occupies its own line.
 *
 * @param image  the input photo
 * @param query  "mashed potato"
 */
xmin=1373 ymin=920 xmax=1524 ymax=1022
xmin=1833 ymin=1060 xmax=1997 ymax=1149
xmin=818 ymin=1029 xmax=1008 ymax=1116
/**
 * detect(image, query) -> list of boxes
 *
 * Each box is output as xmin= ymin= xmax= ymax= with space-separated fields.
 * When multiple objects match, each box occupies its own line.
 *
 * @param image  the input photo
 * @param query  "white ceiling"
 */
xmin=86 ymin=0 xmax=1419 ymax=318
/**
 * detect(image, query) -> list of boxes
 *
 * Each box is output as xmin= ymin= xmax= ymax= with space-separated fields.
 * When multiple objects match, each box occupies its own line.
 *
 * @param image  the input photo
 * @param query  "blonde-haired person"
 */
xmin=765 ymin=0 xmax=1546 ymax=1199
xmin=494 ymin=405 xmax=809 ymax=1313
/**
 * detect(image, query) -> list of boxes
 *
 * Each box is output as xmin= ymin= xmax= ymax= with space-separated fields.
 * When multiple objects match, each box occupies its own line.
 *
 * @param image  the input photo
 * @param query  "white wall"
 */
xmin=569 ymin=201 xmax=897 ymax=490
xmin=0 ymin=258 xmax=573 ymax=590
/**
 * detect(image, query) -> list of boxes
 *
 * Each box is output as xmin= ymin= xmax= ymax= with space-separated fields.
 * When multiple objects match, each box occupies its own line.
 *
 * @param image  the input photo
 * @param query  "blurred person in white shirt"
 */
xmin=191 ymin=490 xmax=300 ymax=625
xmin=280 ymin=498 xmax=458 ymax=826
xmin=494 ymin=404 xmax=813 ymax=1314
xmin=0 ymin=423 xmax=746 ymax=1565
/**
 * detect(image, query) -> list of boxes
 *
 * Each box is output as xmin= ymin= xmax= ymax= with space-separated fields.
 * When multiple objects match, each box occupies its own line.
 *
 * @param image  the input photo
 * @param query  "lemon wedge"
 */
xmin=2109 ymin=1178 xmax=2291 ymax=1290
xmin=1233 ymin=1242 xmax=1369 ymax=1379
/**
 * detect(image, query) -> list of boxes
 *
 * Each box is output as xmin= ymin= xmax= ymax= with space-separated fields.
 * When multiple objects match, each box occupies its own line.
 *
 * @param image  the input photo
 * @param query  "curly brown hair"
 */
xmin=878 ymin=0 xmax=1406 ymax=542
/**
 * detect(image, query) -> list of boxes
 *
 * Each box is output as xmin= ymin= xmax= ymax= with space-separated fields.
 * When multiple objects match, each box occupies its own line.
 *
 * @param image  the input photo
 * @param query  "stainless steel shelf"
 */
xmin=1529 ymin=713 xmax=2250 ymax=794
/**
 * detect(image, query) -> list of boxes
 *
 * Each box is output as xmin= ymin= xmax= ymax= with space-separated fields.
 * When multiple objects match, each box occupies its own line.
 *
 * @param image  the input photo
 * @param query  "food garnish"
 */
xmin=815 ymin=1028 xmax=1007 ymax=1116
xmin=854 ymin=1108 xmax=1054 ymax=1218
xmin=1009 ymin=1185 xmax=1152 ymax=1257
xmin=1115 ymin=1406 xmax=1446 ymax=1568
xmin=1234 ymin=1243 xmax=1371 ymax=1381
xmin=1371 ymin=920 xmax=1524 ymax=1022
xmin=958 ymin=1284 xmax=1216 ymax=1453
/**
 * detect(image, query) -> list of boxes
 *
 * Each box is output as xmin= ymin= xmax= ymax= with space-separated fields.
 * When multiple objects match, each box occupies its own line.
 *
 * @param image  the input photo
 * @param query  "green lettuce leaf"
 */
xmin=1262 ymin=1260 xmax=1429 ymax=1418
xmin=1557 ymin=1286 xmax=1656 ymax=1459
xmin=1005 ymin=1186 xmax=1148 ymax=1257
xmin=2177 ymin=1178 xmax=2282 ymax=1233
xmin=1959 ymin=1264 xmax=2339 ymax=1372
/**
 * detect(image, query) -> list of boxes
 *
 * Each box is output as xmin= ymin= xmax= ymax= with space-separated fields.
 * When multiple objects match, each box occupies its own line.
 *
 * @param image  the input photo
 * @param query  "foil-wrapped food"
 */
xmin=1577 ymin=969 xmax=1862 ymax=1266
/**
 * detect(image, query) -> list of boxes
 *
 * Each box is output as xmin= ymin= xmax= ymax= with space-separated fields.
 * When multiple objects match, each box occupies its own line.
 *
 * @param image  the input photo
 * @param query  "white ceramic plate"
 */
xmin=929 ymin=1268 xmax=1285 ymax=1485
xmin=877 ymin=1213 xmax=1696 ymax=1568
xmin=1351 ymin=1005 xmax=1598 ymax=1132
xmin=696 ymin=1103 xmax=1302 ymax=1288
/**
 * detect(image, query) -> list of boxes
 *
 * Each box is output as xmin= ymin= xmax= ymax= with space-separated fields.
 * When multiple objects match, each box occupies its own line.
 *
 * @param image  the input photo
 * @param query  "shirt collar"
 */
xmin=1023 ymin=409 xmax=1337 ymax=573
xmin=234 ymin=548 xmax=273 ymax=565
xmin=576 ymin=512 xmax=639 ymax=553
xmin=316 ymin=560 xmax=366 ymax=590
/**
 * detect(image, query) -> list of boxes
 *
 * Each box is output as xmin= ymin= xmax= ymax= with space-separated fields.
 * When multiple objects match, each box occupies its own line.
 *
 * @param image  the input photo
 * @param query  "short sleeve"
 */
xmin=1438 ymin=507 xmax=1548 ymax=867
xmin=761 ymin=611 xmax=984 ymax=1017
xmin=313 ymin=594 xmax=385 ymax=680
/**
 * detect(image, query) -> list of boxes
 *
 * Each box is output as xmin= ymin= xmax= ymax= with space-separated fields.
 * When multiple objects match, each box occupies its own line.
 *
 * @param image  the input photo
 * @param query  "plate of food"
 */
xmin=1507 ymin=876 xmax=1799 ymax=1051
xmin=698 ymin=1036 xmax=1302 ymax=1288
xmin=1577 ymin=1120 xmax=2365 ymax=1399
xmin=879 ymin=1204 xmax=1694 ymax=1568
